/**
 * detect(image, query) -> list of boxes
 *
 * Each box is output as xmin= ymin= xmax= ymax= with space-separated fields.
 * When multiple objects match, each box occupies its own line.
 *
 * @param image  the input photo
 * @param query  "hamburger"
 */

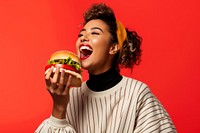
xmin=45 ymin=50 xmax=82 ymax=87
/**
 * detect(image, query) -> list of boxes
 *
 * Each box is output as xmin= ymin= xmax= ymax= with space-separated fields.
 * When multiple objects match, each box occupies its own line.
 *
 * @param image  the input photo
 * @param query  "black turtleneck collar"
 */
xmin=86 ymin=67 xmax=122 ymax=92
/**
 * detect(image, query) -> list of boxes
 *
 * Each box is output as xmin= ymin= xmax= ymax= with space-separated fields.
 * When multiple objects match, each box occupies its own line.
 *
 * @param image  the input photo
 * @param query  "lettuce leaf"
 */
xmin=48 ymin=57 xmax=81 ymax=71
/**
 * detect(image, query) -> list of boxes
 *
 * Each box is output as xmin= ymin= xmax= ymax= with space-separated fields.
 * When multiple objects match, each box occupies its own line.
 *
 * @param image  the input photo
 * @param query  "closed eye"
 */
xmin=78 ymin=33 xmax=83 ymax=37
xmin=91 ymin=32 xmax=99 ymax=35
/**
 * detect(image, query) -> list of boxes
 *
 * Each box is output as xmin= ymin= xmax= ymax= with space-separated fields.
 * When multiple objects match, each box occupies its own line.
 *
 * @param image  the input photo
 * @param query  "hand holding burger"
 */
xmin=45 ymin=50 xmax=82 ymax=87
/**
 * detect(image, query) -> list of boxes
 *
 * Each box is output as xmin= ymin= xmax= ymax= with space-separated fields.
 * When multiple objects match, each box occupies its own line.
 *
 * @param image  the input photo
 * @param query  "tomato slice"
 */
xmin=45 ymin=64 xmax=80 ymax=74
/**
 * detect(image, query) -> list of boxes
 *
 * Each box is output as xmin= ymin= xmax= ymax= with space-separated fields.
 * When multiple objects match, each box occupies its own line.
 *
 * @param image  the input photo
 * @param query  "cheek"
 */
xmin=92 ymin=38 xmax=110 ymax=50
xmin=75 ymin=39 xmax=80 ymax=52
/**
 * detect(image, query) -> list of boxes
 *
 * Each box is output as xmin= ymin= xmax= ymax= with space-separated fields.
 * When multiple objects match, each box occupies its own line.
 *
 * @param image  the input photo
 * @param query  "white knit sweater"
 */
xmin=35 ymin=76 xmax=176 ymax=133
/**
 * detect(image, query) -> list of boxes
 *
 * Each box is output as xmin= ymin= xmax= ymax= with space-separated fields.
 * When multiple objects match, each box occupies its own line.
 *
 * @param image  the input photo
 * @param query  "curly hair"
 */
xmin=83 ymin=3 xmax=142 ymax=71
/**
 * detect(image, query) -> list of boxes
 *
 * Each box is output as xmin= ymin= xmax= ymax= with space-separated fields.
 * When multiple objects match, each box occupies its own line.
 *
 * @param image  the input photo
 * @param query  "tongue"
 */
xmin=82 ymin=49 xmax=92 ymax=56
xmin=80 ymin=49 xmax=92 ymax=60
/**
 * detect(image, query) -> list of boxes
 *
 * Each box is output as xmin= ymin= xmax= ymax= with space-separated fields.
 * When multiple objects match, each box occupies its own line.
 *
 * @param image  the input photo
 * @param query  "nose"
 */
xmin=80 ymin=35 xmax=89 ymax=42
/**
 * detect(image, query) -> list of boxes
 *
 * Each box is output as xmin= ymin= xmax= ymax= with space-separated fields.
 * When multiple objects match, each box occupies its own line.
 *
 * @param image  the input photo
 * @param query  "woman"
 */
xmin=36 ymin=3 xmax=176 ymax=133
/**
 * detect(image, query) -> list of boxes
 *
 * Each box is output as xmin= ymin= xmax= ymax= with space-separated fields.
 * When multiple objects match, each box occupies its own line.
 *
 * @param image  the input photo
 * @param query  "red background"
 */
xmin=0 ymin=0 xmax=199 ymax=132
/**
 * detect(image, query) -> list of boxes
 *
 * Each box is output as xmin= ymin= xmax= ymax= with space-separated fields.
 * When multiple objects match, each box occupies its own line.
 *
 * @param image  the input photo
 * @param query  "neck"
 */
xmin=86 ymin=67 xmax=122 ymax=92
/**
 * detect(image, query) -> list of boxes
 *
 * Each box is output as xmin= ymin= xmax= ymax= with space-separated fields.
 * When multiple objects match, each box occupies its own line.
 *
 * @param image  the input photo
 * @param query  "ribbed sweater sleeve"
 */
xmin=35 ymin=115 xmax=76 ymax=133
xmin=133 ymin=85 xmax=176 ymax=133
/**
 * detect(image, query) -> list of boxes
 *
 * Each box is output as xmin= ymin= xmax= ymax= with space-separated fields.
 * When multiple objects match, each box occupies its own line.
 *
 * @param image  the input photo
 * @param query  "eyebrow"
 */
xmin=80 ymin=27 xmax=103 ymax=32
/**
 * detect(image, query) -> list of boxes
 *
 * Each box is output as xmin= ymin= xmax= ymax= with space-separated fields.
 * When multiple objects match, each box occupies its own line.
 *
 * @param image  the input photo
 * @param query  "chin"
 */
xmin=80 ymin=62 xmax=90 ymax=70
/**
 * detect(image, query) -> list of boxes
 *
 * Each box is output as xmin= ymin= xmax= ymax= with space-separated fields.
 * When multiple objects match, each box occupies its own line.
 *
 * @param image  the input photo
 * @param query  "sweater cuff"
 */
xmin=48 ymin=115 xmax=68 ymax=128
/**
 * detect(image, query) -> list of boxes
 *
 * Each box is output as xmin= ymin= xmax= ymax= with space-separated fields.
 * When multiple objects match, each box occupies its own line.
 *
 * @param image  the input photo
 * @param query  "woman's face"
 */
xmin=76 ymin=19 xmax=115 ymax=75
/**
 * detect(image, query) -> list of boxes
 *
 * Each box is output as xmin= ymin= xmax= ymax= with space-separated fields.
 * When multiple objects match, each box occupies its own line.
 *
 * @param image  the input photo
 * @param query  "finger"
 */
xmin=59 ymin=68 xmax=65 ymax=85
xmin=45 ymin=66 xmax=54 ymax=87
xmin=48 ymin=66 xmax=60 ymax=93
xmin=63 ymin=75 xmax=73 ymax=95
xmin=52 ymin=66 xmax=60 ymax=85
xmin=45 ymin=66 xmax=54 ymax=78
xmin=56 ymin=69 xmax=66 ymax=94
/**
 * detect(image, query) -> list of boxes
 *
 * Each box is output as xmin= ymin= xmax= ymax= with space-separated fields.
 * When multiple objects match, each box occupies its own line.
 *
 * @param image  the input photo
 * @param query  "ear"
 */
xmin=109 ymin=43 xmax=120 ymax=55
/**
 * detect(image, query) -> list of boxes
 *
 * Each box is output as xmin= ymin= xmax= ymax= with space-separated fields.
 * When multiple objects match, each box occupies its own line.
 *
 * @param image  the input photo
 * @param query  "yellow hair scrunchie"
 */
xmin=116 ymin=20 xmax=127 ymax=54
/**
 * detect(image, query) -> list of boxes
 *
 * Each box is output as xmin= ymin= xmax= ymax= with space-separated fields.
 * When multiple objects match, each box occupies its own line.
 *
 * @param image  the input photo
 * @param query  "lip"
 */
xmin=79 ymin=44 xmax=93 ymax=60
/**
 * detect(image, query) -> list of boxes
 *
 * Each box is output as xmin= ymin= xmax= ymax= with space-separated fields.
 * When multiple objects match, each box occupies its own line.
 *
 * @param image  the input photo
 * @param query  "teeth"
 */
xmin=80 ymin=46 xmax=92 ymax=52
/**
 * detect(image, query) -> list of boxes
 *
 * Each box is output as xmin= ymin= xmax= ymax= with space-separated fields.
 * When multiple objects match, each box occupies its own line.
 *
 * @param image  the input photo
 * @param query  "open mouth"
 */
xmin=79 ymin=44 xmax=93 ymax=60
